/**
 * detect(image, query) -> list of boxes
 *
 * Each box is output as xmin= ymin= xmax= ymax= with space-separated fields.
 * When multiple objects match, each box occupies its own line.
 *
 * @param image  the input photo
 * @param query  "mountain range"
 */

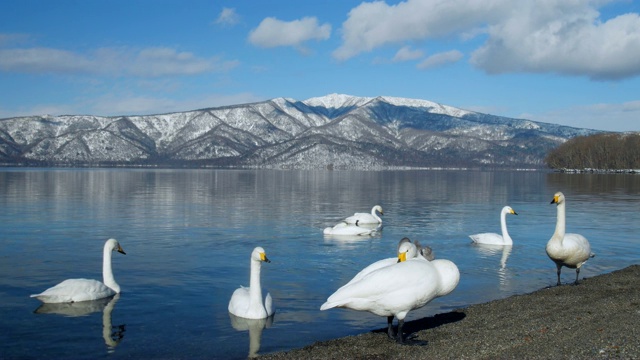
xmin=0 ymin=94 xmax=601 ymax=169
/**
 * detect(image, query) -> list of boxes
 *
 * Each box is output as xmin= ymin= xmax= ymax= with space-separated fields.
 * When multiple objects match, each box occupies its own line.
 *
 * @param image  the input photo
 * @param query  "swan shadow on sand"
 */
xmin=371 ymin=310 xmax=466 ymax=345
xmin=33 ymin=293 xmax=126 ymax=352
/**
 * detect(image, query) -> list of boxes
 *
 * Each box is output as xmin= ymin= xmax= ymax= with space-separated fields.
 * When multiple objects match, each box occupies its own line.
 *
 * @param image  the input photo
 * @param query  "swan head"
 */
xmin=397 ymin=239 xmax=418 ymax=262
xmin=251 ymin=247 xmax=271 ymax=263
xmin=106 ymin=238 xmax=126 ymax=255
xmin=420 ymin=246 xmax=435 ymax=261
xmin=550 ymin=191 xmax=565 ymax=205
xmin=503 ymin=206 xmax=518 ymax=216
xmin=373 ymin=205 xmax=383 ymax=215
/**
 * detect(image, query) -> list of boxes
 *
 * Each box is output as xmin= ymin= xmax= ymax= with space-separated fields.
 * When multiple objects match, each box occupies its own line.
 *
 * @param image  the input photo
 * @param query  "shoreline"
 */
xmin=263 ymin=265 xmax=640 ymax=359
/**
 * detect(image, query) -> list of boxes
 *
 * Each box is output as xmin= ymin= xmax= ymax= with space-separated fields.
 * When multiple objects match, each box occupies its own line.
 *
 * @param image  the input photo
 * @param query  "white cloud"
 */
xmin=215 ymin=7 xmax=240 ymax=26
xmin=335 ymin=0 xmax=640 ymax=80
xmin=417 ymin=50 xmax=463 ymax=69
xmin=248 ymin=16 xmax=331 ymax=49
xmin=0 ymin=46 xmax=238 ymax=77
xmin=333 ymin=0 xmax=503 ymax=61
xmin=392 ymin=46 xmax=424 ymax=62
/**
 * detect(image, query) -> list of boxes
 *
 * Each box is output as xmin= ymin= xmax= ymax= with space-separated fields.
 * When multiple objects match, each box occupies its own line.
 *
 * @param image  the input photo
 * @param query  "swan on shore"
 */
xmin=344 ymin=205 xmax=383 ymax=225
xmin=228 ymin=247 xmax=275 ymax=319
xmin=30 ymin=238 xmax=126 ymax=303
xmin=469 ymin=206 xmax=518 ymax=245
xmin=320 ymin=246 xmax=459 ymax=344
xmin=546 ymin=192 xmax=595 ymax=286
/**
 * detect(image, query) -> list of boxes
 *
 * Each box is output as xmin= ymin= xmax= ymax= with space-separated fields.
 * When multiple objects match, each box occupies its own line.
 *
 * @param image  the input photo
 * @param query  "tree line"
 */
xmin=545 ymin=132 xmax=640 ymax=170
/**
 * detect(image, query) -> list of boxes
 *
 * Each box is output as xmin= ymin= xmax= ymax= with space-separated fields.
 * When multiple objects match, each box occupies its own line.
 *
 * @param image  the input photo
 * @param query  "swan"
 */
xmin=546 ymin=192 xmax=595 ymax=286
xmin=469 ymin=206 xmax=518 ymax=245
xmin=341 ymin=238 xmax=425 ymax=288
xmin=228 ymin=247 xmax=274 ymax=319
xmin=344 ymin=205 xmax=383 ymax=225
xmin=323 ymin=220 xmax=379 ymax=236
xmin=30 ymin=238 xmax=126 ymax=303
xmin=320 ymin=251 xmax=459 ymax=344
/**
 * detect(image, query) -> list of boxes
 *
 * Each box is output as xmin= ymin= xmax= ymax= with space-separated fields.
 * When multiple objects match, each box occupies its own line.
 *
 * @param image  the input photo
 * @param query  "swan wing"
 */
xmin=321 ymin=261 xmax=440 ymax=319
xmin=562 ymin=233 xmax=594 ymax=264
xmin=265 ymin=292 xmax=274 ymax=316
xmin=31 ymin=279 xmax=115 ymax=303
xmin=344 ymin=213 xmax=375 ymax=224
xmin=228 ymin=286 xmax=251 ymax=317
xmin=469 ymin=233 xmax=506 ymax=245
xmin=341 ymin=258 xmax=397 ymax=288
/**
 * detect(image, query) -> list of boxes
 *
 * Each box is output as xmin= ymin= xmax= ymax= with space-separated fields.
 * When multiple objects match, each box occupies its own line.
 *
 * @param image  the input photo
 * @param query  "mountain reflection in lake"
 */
xmin=0 ymin=168 xmax=638 ymax=359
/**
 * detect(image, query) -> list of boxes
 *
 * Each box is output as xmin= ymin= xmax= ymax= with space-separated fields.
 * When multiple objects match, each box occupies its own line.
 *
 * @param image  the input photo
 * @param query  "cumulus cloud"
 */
xmin=417 ymin=50 xmax=463 ymax=69
xmin=333 ymin=0 xmax=502 ymax=61
xmin=335 ymin=0 xmax=640 ymax=80
xmin=0 ymin=46 xmax=238 ymax=77
xmin=392 ymin=46 xmax=424 ymax=62
xmin=214 ymin=7 xmax=240 ymax=26
xmin=248 ymin=16 xmax=331 ymax=49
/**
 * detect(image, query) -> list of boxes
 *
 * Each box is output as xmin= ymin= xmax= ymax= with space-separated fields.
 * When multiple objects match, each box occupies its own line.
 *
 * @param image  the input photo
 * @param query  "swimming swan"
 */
xmin=469 ymin=206 xmax=518 ymax=245
xmin=546 ymin=192 xmax=595 ymax=286
xmin=30 ymin=238 xmax=126 ymax=303
xmin=228 ymin=247 xmax=274 ymax=319
xmin=344 ymin=205 xmax=383 ymax=225
xmin=320 ymin=252 xmax=459 ymax=344
xmin=323 ymin=220 xmax=379 ymax=236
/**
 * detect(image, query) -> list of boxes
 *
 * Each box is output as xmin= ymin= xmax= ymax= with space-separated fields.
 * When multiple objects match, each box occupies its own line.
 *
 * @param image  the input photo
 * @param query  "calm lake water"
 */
xmin=0 ymin=168 xmax=638 ymax=359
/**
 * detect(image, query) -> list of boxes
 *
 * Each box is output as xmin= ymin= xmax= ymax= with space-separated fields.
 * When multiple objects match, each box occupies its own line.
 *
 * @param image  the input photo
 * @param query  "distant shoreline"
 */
xmin=262 ymin=265 xmax=640 ymax=359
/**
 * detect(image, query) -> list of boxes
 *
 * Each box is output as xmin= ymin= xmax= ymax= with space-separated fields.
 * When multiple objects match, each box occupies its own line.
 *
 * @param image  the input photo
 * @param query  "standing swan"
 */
xmin=320 ymin=250 xmax=459 ymax=344
xmin=344 ymin=205 xmax=383 ymax=225
xmin=30 ymin=238 xmax=126 ymax=303
xmin=228 ymin=247 xmax=274 ymax=319
xmin=469 ymin=206 xmax=518 ymax=245
xmin=546 ymin=192 xmax=595 ymax=286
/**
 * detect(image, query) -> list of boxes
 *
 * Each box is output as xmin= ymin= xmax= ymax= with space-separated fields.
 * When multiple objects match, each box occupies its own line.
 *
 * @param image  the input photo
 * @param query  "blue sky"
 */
xmin=1 ymin=0 xmax=639 ymax=132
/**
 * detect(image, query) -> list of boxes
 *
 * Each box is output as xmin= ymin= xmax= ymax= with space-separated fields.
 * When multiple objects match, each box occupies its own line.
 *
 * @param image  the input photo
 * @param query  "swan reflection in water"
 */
xmin=33 ymin=294 xmax=126 ymax=352
xmin=471 ymin=244 xmax=513 ymax=290
xmin=229 ymin=313 xmax=274 ymax=358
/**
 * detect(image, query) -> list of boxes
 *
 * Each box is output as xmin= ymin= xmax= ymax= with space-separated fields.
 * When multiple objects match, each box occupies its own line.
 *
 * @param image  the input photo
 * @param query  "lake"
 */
xmin=0 ymin=168 xmax=638 ymax=359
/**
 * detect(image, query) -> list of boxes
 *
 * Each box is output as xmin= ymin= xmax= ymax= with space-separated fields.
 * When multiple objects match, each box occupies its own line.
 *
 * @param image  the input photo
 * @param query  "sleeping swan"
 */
xmin=341 ymin=237 xmax=428 ymax=288
xmin=228 ymin=247 xmax=274 ymax=319
xmin=546 ymin=192 xmax=595 ymax=286
xmin=469 ymin=206 xmax=518 ymax=245
xmin=344 ymin=205 xmax=383 ymax=225
xmin=30 ymin=238 xmax=126 ymax=303
xmin=320 ymin=248 xmax=459 ymax=344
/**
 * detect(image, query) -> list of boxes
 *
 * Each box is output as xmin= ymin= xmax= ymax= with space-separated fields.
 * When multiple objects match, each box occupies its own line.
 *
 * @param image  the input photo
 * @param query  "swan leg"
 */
xmin=386 ymin=316 xmax=395 ymax=339
xmin=395 ymin=318 xmax=406 ymax=344
xmin=556 ymin=264 xmax=562 ymax=286
xmin=574 ymin=267 xmax=581 ymax=285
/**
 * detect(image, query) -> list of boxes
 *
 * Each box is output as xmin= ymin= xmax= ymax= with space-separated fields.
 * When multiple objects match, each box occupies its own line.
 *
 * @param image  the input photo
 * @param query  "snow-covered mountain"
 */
xmin=0 ymin=94 xmax=601 ymax=169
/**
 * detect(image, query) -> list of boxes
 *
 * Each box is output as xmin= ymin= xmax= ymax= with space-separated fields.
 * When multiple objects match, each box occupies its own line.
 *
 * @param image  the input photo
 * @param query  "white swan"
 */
xmin=228 ymin=247 xmax=274 ymax=319
xmin=469 ymin=206 xmax=518 ymax=245
xmin=323 ymin=220 xmax=380 ymax=236
xmin=320 ymin=252 xmax=459 ymax=344
xmin=546 ymin=191 xmax=595 ymax=286
xmin=30 ymin=238 xmax=126 ymax=303
xmin=341 ymin=238 xmax=424 ymax=288
xmin=344 ymin=205 xmax=383 ymax=225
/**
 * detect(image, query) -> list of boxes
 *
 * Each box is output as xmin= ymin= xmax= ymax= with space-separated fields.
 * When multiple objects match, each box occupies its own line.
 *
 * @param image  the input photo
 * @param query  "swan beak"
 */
xmin=512 ymin=210 xmax=518 ymax=215
xmin=117 ymin=245 xmax=126 ymax=255
xmin=397 ymin=251 xmax=407 ymax=263
xmin=260 ymin=252 xmax=271 ymax=263
xmin=550 ymin=195 xmax=559 ymax=204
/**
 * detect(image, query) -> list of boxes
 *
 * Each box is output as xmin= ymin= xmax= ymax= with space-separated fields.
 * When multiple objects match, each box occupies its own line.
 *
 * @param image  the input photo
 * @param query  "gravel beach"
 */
xmin=263 ymin=265 xmax=640 ymax=359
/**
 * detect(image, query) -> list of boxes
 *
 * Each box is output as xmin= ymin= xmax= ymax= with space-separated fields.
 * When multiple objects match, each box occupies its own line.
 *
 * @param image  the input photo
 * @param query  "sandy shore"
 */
xmin=263 ymin=265 xmax=639 ymax=359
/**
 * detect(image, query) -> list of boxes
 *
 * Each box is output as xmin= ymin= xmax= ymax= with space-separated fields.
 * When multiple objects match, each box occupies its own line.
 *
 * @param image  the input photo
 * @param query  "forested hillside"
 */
xmin=545 ymin=133 xmax=640 ymax=170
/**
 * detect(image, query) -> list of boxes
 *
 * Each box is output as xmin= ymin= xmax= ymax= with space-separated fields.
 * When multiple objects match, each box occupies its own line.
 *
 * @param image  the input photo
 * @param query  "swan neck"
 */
xmin=554 ymin=201 xmax=567 ymax=239
xmin=500 ymin=210 xmax=512 ymax=244
xmin=371 ymin=208 xmax=382 ymax=223
xmin=249 ymin=259 xmax=263 ymax=306
xmin=103 ymin=245 xmax=120 ymax=293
